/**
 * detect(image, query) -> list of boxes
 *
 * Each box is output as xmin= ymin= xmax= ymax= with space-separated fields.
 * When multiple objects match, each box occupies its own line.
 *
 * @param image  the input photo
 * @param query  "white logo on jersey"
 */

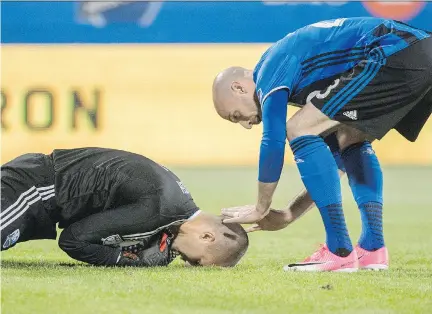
xmin=306 ymin=79 xmax=340 ymax=104
xmin=343 ymin=110 xmax=358 ymax=120
xmin=176 ymin=181 xmax=190 ymax=195
xmin=310 ymin=18 xmax=347 ymax=28
xmin=294 ymin=158 xmax=304 ymax=164
xmin=362 ymin=147 xmax=375 ymax=155
xmin=159 ymin=164 xmax=170 ymax=172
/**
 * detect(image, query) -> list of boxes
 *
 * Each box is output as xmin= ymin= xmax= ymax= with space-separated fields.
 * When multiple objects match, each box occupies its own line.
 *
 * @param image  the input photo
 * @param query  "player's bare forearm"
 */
xmin=245 ymin=185 xmax=312 ymax=233
xmin=283 ymin=189 xmax=314 ymax=223
xmin=256 ymin=181 xmax=278 ymax=214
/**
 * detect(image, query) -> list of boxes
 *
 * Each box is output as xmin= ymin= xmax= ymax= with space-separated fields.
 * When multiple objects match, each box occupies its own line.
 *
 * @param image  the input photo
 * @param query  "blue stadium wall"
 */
xmin=2 ymin=1 xmax=432 ymax=165
xmin=2 ymin=1 xmax=432 ymax=43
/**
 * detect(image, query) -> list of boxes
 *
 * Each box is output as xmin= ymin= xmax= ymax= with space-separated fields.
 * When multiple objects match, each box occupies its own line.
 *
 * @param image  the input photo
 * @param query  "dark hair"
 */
xmin=219 ymin=222 xmax=249 ymax=267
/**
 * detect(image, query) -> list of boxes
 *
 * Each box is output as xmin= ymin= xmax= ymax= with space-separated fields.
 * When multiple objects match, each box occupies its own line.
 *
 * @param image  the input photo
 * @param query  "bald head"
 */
xmin=211 ymin=67 xmax=261 ymax=129
xmin=212 ymin=67 xmax=253 ymax=116
xmin=175 ymin=212 xmax=249 ymax=267
xmin=207 ymin=215 xmax=249 ymax=267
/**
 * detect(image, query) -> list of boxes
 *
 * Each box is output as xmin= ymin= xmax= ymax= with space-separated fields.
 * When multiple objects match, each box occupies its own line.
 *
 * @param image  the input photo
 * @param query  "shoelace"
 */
xmin=306 ymin=244 xmax=327 ymax=262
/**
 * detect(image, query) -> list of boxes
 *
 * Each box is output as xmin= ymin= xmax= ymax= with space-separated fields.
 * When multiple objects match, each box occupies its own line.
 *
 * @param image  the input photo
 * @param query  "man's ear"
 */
xmin=231 ymin=81 xmax=246 ymax=94
xmin=200 ymin=232 xmax=216 ymax=243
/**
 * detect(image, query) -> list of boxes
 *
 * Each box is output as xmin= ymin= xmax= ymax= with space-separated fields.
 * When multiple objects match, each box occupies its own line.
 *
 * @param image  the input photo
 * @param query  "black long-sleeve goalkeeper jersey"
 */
xmin=49 ymin=148 xmax=199 ymax=266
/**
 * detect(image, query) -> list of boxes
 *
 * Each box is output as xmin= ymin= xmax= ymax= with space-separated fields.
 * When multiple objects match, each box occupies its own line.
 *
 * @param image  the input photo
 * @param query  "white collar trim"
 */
xmin=188 ymin=210 xmax=202 ymax=221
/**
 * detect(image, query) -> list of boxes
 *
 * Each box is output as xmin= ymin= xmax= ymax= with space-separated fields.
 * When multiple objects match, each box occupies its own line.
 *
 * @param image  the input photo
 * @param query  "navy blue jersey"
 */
xmin=253 ymin=17 xmax=430 ymax=183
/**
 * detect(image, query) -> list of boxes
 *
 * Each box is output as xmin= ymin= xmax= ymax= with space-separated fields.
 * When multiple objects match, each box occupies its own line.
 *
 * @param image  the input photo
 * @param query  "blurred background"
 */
xmin=1 ymin=1 xmax=431 ymax=166
xmin=2 ymin=4 xmax=432 ymax=312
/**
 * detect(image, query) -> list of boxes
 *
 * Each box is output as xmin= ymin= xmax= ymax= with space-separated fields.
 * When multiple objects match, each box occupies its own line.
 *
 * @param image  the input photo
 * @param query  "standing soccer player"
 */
xmin=212 ymin=17 xmax=432 ymax=272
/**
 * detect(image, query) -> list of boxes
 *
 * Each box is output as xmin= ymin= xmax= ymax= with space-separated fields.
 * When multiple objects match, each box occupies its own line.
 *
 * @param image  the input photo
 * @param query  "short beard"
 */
xmin=253 ymin=92 xmax=262 ymax=120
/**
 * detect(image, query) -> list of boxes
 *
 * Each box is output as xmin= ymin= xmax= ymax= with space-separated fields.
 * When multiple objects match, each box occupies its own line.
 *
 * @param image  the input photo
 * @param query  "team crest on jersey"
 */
xmin=2 ymin=229 xmax=20 ymax=249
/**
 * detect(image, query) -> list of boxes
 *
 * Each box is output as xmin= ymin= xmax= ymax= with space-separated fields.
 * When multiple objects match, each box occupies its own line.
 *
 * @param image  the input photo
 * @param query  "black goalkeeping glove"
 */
xmin=116 ymin=233 xmax=177 ymax=267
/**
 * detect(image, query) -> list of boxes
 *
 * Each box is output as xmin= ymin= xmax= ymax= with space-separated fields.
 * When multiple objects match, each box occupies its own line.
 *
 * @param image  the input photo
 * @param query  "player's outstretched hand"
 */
xmin=245 ymin=209 xmax=290 ymax=233
xmin=221 ymin=205 xmax=268 ymax=224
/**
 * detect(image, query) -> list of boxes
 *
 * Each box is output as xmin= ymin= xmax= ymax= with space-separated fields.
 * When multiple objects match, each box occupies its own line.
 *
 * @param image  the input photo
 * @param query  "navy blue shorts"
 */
xmin=294 ymin=36 xmax=432 ymax=141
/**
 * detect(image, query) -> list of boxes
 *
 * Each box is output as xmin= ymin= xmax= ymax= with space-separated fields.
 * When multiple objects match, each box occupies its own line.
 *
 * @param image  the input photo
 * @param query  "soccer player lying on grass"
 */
xmin=1 ymin=148 xmax=249 ymax=267
xmin=212 ymin=17 xmax=432 ymax=272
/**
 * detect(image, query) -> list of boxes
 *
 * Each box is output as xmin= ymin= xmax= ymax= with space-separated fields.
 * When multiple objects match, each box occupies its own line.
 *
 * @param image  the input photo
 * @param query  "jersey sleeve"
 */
xmin=254 ymin=42 xmax=301 ymax=105
xmin=258 ymin=89 xmax=289 ymax=183
xmin=254 ymin=49 xmax=300 ymax=183
xmin=58 ymin=196 xmax=164 ymax=267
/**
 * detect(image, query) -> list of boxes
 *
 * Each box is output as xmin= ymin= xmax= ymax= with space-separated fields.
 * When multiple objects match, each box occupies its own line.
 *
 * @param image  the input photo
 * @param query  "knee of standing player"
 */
xmin=286 ymin=119 xmax=306 ymax=141
xmin=286 ymin=114 xmax=330 ymax=141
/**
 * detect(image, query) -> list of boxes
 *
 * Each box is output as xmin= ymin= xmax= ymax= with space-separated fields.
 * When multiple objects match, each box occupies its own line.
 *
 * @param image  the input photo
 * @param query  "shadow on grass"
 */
xmin=1 ymin=260 xmax=239 ymax=271
xmin=3 ymin=260 xmax=429 ymax=276
xmin=1 ymin=260 xmax=89 ymax=269
xmin=1 ymin=260 xmax=256 ymax=272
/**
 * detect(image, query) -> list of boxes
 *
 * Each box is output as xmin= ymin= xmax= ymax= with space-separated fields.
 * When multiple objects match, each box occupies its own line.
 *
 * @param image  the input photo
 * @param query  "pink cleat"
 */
xmin=355 ymin=245 xmax=389 ymax=271
xmin=283 ymin=244 xmax=359 ymax=272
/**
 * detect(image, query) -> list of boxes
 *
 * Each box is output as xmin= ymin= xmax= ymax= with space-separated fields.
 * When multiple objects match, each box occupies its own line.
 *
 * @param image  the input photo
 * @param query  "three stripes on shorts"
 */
xmin=0 ymin=185 xmax=55 ymax=231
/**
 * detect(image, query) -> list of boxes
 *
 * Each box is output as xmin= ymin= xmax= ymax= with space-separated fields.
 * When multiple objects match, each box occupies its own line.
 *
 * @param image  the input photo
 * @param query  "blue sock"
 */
xmin=290 ymin=135 xmax=353 ymax=256
xmin=341 ymin=142 xmax=384 ymax=251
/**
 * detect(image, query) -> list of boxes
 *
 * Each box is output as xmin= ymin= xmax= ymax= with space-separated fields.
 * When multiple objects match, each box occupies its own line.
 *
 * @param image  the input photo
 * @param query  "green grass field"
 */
xmin=2 ymin=166 xmax=431 ymax=314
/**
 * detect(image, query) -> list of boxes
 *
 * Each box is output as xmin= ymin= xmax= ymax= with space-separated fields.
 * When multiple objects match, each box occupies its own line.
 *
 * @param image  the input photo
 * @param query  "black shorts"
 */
xmin=1 ymin=153 xmax=57 ymax=250
xmin=297 ymin=37 xmax=432 ymax=141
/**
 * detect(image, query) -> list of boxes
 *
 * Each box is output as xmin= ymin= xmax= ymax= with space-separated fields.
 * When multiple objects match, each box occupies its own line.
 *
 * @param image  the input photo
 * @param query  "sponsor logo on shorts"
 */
xmin=3 ymin=229 xmax=20 ymax=249
xmin=342 ymin=110 xmax=358 ymax=120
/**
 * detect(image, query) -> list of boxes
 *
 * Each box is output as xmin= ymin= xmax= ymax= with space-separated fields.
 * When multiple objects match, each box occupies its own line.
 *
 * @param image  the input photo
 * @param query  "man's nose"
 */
xmin=239 ymin=120 xmax=252 ymax=129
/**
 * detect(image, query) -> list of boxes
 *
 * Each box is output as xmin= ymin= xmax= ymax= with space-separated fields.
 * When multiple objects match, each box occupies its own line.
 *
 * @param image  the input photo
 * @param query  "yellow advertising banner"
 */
xmin=1 ymin=45 xmax=431 ymax=165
